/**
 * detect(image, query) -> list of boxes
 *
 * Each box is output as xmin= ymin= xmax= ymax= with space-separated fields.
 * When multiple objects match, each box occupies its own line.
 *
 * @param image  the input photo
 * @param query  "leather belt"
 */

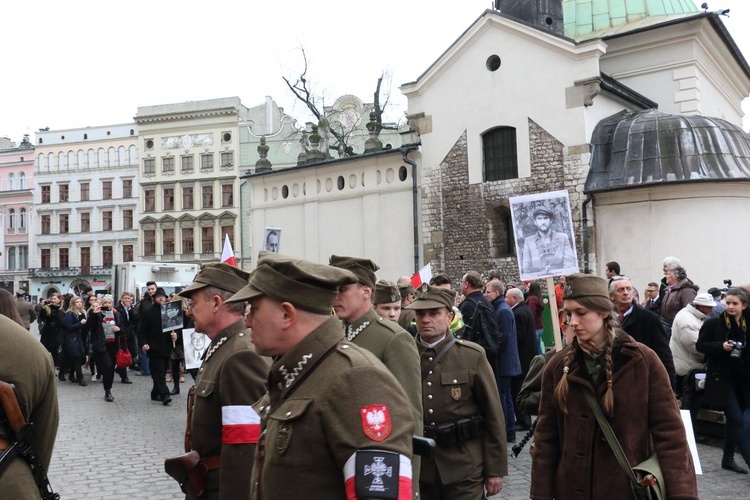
xmin=0 ymin=438 xmax=8 ymax=451
xmin=199 ymin=455 xmax=221 ymax=471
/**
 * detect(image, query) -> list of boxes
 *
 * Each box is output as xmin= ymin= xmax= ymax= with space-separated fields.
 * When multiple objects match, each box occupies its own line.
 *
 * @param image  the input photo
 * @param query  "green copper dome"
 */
xmin=563 ymin=0 xmax=699 ymax=40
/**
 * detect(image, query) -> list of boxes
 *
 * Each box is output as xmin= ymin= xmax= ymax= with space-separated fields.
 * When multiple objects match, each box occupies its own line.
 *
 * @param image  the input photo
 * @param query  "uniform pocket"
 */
xmin=441 ymin=370 xmax=470 ymax=404
xmin=194 ymin=380 xmax=215 ymax=399
xmin=267 ymin=399 xmax=313 ymax=459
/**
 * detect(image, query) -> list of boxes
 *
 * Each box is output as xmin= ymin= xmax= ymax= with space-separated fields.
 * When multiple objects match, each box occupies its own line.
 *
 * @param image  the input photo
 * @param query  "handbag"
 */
xmin=583 ymin=388 xmax=666 ymax=500
xmin=115 ymin=335 xmax=133 ymax=369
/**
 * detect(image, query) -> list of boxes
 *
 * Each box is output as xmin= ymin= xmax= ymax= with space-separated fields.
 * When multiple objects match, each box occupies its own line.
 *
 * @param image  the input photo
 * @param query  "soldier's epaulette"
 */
xmin=374 ymin=316 xmax=407 ymax=334
xmin=455 ymin=338 xmax=485 ymax=354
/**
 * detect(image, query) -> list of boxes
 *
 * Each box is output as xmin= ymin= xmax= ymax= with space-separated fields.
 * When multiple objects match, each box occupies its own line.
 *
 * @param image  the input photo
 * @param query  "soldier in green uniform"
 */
xmin=330 ymin=256 xmax=423 ymax=498
xmin=373 ymin=280 xmax=402 ymax=323
xmin=397 ymin=278 xmax=416 ymax=331
xmin=407 ymin=283 xmax=507 ymax=499
xmin=178 ymin=263 xmax=269 ymax=500
xmin=227 ymin=251 xmax=414 ymax=499
xmin=0 ymin=313 xmax=59 ymax=499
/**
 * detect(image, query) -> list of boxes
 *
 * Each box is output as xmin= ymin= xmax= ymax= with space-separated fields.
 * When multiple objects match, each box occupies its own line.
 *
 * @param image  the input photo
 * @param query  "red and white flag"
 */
xmin=221 ymin=233 xmax=237 ymax=267
xmin=410 ymin=263 xmax=432 ymax=289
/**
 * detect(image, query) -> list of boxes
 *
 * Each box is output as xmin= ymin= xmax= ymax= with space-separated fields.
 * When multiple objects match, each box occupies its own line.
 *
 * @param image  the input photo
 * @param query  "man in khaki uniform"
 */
xmin=15 ymin=289 xmax=37 ymax=331
xmin=397 ymin=278 xmax=416 ymax=331
xmin=407 ymin=283 xmax=507 ymax=499
xmin=227 ymin=251 xmax=414 ymax=499
xmin=330 ymin=255 xmax=423 ymax=498
xmin=178 ymin=263 xmax=269 ymax=500
xmin=0 ymin=313 xmax=59 ymax=498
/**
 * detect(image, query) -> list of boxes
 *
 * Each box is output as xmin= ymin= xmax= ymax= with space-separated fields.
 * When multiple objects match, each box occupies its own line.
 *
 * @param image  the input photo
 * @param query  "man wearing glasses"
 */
xmin=642 ymin=281 xmax=662 ymax=315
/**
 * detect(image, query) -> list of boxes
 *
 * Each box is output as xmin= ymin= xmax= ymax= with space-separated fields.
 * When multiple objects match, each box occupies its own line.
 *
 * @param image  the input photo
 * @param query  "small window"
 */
xmin=483 ymin=127 xmax=518 ymax=182
xmin=486 ymin=55 xmax=501 ymax=72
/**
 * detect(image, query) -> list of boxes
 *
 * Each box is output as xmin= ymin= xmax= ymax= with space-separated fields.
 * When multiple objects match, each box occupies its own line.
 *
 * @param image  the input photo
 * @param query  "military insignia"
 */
xmin=419 ymin=283 xmax=430 ymax=298
xmin=564 ymin=284 xmax=573 ymax=297
xmin=451 ymin=386 xmax=461 ymax=400
xmin=360 ymin=405 xmax=392 ymax=442
xmin=276 ymin=424 xmax=292 ymax=455
xmin=390 ymin=293 xmax=398 ymax=302
xmin=354 ymin=450 xmax=401 ymax=499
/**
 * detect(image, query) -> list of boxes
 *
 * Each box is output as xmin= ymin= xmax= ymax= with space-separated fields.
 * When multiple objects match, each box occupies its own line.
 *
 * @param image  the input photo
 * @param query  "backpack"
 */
xmin=463 ymin=298 xmax=504 ymax=354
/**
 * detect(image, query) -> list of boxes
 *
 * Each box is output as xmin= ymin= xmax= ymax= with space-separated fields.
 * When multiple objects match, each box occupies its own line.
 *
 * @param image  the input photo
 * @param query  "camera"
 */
xmin=728 ymin=340 xmax=744 ymax=359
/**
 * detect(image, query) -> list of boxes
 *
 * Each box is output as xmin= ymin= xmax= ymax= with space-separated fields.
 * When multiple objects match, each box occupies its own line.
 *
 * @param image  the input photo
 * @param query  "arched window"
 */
xmin=98 ymin=148 xmax=106 ymax=167
xmin=88 ymin=149 xmax=95 ymax=168
xmin=68 ymin=151 xmax=75 ymax=168
xmin=38 ymin=154 xmax=46 ymax=170
xmin=58 ymin=152 xmax=65 ymax=169
xmin=129 ymin=145 xmax=137 ymax=165
xmin=19 ymin=208 xmax=26 ymax=229
xmin=48 ymin=153 xmax=55 ymax=169
xmin=8 ymin=209 xmax=15 ymax=230
xmin=7 ymin=247 xmax=15 ymax=271
xmin=7 ymin=173 xmax=14 ymax=191
xmin=18 ymin=173 xmax=25 ymax=190
xmin=482 ymin=126 xmax=518 ymax=181
xmin=118 ymin=146 xmax=126 ymax=166
xmin=77 ymin=150 xmax=85 ymax=168
xmin=108 ymin=147 xmax=116 ymax=167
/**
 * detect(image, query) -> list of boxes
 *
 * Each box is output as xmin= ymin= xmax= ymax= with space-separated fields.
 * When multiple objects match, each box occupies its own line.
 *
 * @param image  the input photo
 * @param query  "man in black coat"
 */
xmin=610 ymin=277 xmax=676 ymax=390
xmin=505 ymin=287 xmax=538 ymax=430
xmin=138 ymin=287 xmax=176 ymax=405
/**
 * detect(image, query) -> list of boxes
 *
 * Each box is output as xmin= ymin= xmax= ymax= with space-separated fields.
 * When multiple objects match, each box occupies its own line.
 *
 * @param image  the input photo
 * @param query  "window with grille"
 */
xmin=482 ymin=127 xmax=518 ymax=182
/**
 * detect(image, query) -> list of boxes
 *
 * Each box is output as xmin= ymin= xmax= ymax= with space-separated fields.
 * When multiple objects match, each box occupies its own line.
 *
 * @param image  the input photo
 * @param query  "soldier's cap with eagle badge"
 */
xmin=178 ymin=262 xmax=251 ymax=298
xmin=372 ymin=280 xmax=400 ymax=305
xmin=404 ymin=283 xmax=456 ymax=311
xmin=226 ymin=251 xmax=358 ymax=314
xmin=329 ymin=255 xmax=379 ymax=289
xmin=562 ymin=273 xmax=609 ymax=300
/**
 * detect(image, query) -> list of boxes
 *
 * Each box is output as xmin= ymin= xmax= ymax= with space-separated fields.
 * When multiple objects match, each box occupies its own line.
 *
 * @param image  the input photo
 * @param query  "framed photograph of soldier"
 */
xmin=509 ymin=189 xmax=579 ymax=281
xmin=160 ymin=301 xmax=184 ymax=332
xmin=264 ymin=227 xmax=281 ymax=253
xmin=183 ymin=328 xmax=210 ymax=370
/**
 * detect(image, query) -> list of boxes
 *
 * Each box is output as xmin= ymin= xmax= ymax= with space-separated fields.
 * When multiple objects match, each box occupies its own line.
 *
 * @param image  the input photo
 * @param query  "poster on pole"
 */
xmin=161 ymin=301 xmax=184 ymax=332
xmin=510 ymin=190 xmax=579 ymax=281
xmin=264 ymin=227 xmax=281 ymax=253
xmin=183 ymin=328 xmax=210 ymax=370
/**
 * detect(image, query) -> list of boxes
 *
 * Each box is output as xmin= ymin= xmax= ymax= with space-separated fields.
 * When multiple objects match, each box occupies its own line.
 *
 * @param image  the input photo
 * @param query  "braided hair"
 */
xmin=553 ymin=295 xmax=623 ymax=416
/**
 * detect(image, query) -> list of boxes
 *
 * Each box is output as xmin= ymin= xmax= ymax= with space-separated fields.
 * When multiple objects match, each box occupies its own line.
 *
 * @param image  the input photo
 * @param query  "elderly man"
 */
xmin=521 ymin=207 xmax=576 ymax=275
xmin=610 ymin=276 xmax=676 ymax=390
xmin=228 ymin=251 xmax=414 ymax=498
xmin=177 ymin=263 xmax=269 ymax=500
xmin=330 ymin=255 xmax=423 ymax=498
xmin=408 ymin=283 xmax=507 ymax=499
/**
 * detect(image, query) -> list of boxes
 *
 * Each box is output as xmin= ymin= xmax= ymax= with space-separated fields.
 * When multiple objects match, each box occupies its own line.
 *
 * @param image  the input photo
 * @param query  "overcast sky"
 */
xmin=1 ymin=0 xmax=748 ymax=143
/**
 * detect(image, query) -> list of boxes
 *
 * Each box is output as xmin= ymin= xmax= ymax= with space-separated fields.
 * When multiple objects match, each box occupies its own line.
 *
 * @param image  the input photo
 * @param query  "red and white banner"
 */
xmin=221 ymin=405 xmax=260 ymax=444
xmin=410 ymin=264 xmax=432 ymax=289
xmin=221 ymin=233 xmax=237 ymax=266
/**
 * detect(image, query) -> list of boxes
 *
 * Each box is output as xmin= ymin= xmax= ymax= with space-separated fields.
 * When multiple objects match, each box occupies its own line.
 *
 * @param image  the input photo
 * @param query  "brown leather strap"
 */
xmin=185 ymin=385 xmax=196 ymax=452
xmin=199 ymin=455 xmax=221 ymax=471
xmin=0 ymin=438 xmax=8 ymax=450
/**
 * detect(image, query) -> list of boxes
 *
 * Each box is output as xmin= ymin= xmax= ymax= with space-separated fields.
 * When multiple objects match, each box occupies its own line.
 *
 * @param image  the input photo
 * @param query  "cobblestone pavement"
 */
xmin=36 ymin=324 xmax=750 ymax=499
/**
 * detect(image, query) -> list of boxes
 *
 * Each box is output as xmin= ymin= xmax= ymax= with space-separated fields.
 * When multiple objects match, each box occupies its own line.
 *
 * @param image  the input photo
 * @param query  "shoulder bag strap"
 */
xmin=582 ymin=387 xmax=640 ymax=487
xmin=421 ymin=337 xmax=457 ymax=381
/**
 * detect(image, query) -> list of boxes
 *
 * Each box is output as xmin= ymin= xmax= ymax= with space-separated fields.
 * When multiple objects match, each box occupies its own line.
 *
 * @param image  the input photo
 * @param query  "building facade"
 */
xmin=134 ymin=97 xmax=247 ymax=264
xmin=0 ymin=135 xmax=34 ymax=294
xmin=31 ymin=124 xmax=139 ymax=298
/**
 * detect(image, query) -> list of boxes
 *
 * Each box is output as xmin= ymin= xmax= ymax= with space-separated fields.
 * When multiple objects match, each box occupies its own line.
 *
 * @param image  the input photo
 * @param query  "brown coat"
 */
xmin=531 ymin=335 xmax=697 ymax=500
xmin=660 ymin=278 xmax=699 ymax=324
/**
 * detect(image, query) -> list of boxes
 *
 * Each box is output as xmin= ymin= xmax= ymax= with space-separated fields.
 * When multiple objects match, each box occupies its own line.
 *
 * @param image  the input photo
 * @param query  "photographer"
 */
xmin=696 ymin=287 xmax=750 ymax=473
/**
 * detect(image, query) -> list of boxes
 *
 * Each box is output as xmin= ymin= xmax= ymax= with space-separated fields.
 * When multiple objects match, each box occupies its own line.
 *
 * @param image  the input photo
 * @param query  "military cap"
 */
xmin=405 ymin=283 xmax=456 ymax=310
xmin=329 ymin=255 xmax=379 ymax=289
xmin=179 ymin=262 xmax=251 ymax=298
xmin=562 ymin=273 xmax=609 ymax=300
xmin=373 ymin=280 xmax=400 ymax=305
xmin=15 ymin=289 xmax=26 ymax=296
xmin=532 ymin=206 xmax=554 ymax=219
xmin=154 ymin=287 xmax=168 ymax=298
xmin=398 ymin=282 xmax=414 ymax=300
xmin=227 ymin=251 xmax=358 ymax=314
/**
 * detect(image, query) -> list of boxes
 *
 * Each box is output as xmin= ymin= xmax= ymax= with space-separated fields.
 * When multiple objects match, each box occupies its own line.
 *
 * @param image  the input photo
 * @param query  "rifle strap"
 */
xmin=422 ymin=337 xmax=457 ymax=381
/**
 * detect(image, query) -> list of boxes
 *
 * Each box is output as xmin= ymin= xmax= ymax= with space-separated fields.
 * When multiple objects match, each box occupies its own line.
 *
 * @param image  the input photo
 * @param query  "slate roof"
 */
xmin=585 ymin=109 xmax=750 ymax=193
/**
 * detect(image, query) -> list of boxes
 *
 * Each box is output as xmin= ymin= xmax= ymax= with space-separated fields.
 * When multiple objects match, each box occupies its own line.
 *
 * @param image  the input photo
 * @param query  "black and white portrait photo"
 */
xmin=264 ymin=227 xmax=281 ymax=253
xmin=182 ymin=328 xmax=210 ymax=370
xmin=160 ymin=301 xmax=184 ymax=332
xmin=509 ymin=190 xmax=579 ymax=280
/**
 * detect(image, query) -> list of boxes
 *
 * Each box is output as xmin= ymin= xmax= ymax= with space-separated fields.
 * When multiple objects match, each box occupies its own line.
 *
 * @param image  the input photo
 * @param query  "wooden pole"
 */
xmin=546 ymin=276 xmax=563 ymax=352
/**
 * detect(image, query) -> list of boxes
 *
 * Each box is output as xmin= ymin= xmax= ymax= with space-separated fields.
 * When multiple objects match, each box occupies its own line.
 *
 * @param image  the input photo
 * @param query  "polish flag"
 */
xmin=221 ymin=233 xmax=237 ymax=267
xmin=410 ymin=263 xmax=432 ymax=289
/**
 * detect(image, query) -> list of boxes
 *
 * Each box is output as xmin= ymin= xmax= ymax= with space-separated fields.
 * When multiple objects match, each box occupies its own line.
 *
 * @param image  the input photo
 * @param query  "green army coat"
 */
xmin=190 ymin=320 xmax=269 ymax=500
xmin=417 ymin=334 xmax=508 ymax=485
xmin=0 ymin=314 xmax=59 ymax=500
xmin=251 ymin=317 xmax=414 ymax=499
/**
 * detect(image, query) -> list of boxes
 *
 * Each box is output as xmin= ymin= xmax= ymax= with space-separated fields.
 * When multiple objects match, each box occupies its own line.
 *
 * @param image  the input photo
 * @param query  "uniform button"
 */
xmin=277 ymin=382 xmax=284 ymax=390
xmin=342 ymin=345 xmax=349 ymax=349
xmin=428 ymin=357 xmax=434 ymax=362
xmin=199 ymin=367 xmax=204 ymax=373
xmin=452 ymin=379 xmax=457 ymax=384
xmin=428 ymin=371 xmax=433 ymax=375
xmin=427 ymin=395 xmax=433 ymax=400
xmin=430 ymin=422 xmax=435 ymax=426
xmin=239 ymin=333 xmax=244 ymax=336
xmin=286 ymin=411 xmax=292 ymax=417
xmin=260 ymin=406 xmax=265 ymax=412
xmin=428 ymin=409 xmax=433 ymax=414
xmin=426 ymin=382 xmax=432 ymax=387
xmin=202 ymin=390 xmax=206 ymax=395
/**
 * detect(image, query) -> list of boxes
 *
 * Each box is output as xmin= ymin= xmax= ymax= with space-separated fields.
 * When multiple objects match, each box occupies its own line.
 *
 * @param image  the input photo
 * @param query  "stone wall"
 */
xmin=421 ymin=118 xmax=592 ymax=287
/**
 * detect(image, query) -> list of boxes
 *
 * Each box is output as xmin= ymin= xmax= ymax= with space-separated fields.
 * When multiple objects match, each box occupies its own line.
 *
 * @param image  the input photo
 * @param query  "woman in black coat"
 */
xmin=62 ymin=296 xmax=88 ymax=386
xmin=38 ymin=293 xmax=64 ymax=372
xmin=696 ymin=287 xmax=750 ymax=473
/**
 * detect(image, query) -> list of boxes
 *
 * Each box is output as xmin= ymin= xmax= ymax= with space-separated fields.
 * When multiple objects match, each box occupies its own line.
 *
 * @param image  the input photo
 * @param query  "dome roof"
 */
xmin=563 ymin=0 xmax=699 ymax=40
xmin=585 ymin=109 xmax=750 ymax=193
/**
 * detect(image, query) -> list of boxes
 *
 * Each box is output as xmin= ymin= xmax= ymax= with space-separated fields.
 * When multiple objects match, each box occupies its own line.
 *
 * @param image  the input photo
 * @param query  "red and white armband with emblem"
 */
xmin=221 ymin=405 xmax=261 ymax=444
xmin=344 ymin=450 xmax=412 ymax=500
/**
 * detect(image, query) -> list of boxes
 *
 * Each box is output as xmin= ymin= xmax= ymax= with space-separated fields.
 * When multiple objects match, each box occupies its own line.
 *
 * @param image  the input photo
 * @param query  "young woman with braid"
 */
xmin=530 ymin=273 xmax=697 ymax=499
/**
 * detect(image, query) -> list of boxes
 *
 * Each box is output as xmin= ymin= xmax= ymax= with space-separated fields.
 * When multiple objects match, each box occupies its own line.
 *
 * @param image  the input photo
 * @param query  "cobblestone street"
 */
xmin=36 ymin=318 xmax=750 ymax=499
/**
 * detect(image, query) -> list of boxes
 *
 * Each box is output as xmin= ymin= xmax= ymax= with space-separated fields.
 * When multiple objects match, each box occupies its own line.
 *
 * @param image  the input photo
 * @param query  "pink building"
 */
xmin=0 ymin=135 xmax=34 ymax=295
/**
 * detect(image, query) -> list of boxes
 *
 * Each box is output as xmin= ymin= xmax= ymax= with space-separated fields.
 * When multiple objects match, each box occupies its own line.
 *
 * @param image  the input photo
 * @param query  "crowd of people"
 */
xmin=9 ymin=251 xmax=750 ymax=499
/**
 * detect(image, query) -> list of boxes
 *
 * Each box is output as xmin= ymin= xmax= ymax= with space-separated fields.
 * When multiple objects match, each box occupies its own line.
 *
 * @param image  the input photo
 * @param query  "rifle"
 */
xmin=511 ymin=420 xmax=537 ymax=459
xmin=0 ymin=381 xmax=59 ymax=500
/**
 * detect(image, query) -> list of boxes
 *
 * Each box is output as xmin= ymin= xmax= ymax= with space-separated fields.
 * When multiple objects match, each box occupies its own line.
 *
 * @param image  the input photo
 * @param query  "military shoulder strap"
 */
xmin=421 ymin=337 xmax=457 ymax=381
